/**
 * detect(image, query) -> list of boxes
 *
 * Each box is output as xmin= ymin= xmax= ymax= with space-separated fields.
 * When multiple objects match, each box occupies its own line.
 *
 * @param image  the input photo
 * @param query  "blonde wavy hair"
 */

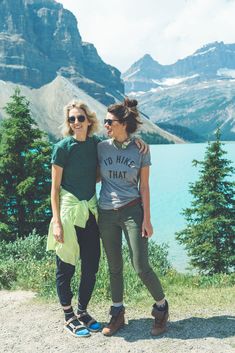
xmin=61 ymin=100 xmax=99 ymax=137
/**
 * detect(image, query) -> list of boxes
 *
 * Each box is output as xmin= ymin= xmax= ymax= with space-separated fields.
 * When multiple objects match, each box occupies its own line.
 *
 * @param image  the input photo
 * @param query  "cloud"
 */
xmin=58 ymin=0 xmax=235 ymax=71
xmin=160 ymin=0 xmax=235 ymax=63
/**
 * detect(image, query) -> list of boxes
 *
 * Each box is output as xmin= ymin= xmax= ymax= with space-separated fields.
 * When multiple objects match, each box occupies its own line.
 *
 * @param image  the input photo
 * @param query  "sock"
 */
xmin=77 ymin=302 xmax=92 ymax=325
xmin=63 ymin=306 xmax=75 ymax=321
xmin=77 ymin=302 xmax=87 ymax=313
xmin=155 ymin=299 xmax=168 ymax=311
xmin=77 ymin=308 xmax=96 ymax=325
xmin=110 ymin=304 xmax=124 ymax=317
xmin=112 ymin=302 xmax=123 ymax=308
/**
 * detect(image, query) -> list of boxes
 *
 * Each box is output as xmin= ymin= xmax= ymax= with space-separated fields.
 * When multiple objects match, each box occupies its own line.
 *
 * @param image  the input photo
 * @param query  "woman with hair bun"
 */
xmin=98 ymin=98 xmax=169 ymax=337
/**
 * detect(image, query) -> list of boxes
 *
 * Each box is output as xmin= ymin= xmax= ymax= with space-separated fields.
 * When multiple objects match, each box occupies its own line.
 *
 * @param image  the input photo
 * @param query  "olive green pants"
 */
xmin=98 ymin=203 xmax=164 ymax=303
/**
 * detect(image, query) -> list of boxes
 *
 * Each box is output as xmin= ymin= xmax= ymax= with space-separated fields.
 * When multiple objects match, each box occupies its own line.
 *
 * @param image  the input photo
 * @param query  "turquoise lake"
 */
xmin=149 ymin=142 xmax=235 ymax=272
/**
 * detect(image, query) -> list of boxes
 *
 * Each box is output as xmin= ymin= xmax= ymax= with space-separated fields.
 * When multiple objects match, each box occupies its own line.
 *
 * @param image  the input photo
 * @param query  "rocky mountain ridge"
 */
xmin=123 ymin=42 xmax=235 ymax=140
xmin=123 ymin=41 xmax=235 ymax=93
xmin=132 ymin=79 xmax=235 ymax=140
xmin=0 ymin=0 xmax=123 ymax=105
xmin=0 ymin=77 xmax=184 ymax=144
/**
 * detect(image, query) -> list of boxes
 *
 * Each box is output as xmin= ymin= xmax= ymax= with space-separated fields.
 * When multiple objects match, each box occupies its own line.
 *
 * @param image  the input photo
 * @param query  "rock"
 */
xmin=130 ymin=79 xmax=235 ymax=141
xmin=123 ymin=41 xmax=235 ymax=93
xmin=122 ymin=42 xmax=235 ymax=140
xmin=0 ymin=0 xmax=124 ymax=105
xmin=0 ymin=76 xmax=184 ymax=144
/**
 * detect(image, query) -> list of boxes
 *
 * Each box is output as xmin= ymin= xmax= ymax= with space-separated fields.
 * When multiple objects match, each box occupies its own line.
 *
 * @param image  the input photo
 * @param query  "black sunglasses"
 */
xmin=104 ymin=118 xmax=120 ymax=126
xmin=68 ymin=115 xmax=86 ymax=123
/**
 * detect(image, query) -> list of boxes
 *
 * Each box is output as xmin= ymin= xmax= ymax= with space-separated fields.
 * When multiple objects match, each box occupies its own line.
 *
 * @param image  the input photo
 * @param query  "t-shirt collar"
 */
xmin=112 ymin=137 xmax=132 ymax=150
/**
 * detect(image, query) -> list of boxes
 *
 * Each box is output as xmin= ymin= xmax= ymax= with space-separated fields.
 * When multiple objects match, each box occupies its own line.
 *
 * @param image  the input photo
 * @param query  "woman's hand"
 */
xmin=51 ymin=165 xmax=64 ymax=243
xmin=134 ymin=138 xmax=149 ymax=154
xmin=142 ymin=220 xmax=153 ymax=238
xmin=53 ymin=221 xmax=64 ymax=243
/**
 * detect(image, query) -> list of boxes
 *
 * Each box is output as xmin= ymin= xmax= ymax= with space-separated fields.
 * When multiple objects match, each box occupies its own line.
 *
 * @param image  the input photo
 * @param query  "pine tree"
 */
xmin=0 ymin=88 xmax=52 ymax=240
xmin=176 ymin=130 xmax=235 ymax=274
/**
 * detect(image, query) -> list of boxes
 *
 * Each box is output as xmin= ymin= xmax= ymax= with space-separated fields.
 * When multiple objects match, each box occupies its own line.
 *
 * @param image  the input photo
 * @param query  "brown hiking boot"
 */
xmin=151 ymin=300 xmax=169 ymax=336
xmin=102 ymin=306 xmax=125 ymax=336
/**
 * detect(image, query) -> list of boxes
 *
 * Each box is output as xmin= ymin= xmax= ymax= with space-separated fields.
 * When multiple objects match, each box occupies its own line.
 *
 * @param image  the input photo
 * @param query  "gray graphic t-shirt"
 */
xmin=98 ymin=139 xmax=151 ymax=209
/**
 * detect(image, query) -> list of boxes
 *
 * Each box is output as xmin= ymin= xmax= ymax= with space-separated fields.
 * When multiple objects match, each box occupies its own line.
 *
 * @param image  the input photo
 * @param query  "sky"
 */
xmin=58 ymin=0 xmax=235 ymax=72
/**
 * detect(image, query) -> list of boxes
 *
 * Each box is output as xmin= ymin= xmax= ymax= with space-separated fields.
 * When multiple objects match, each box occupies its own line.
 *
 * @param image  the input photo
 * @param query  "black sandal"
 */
xmin=64 ymin=315 xmax=91 ymax=337
xmin=77 ymin=311 xmax=101 ymax=332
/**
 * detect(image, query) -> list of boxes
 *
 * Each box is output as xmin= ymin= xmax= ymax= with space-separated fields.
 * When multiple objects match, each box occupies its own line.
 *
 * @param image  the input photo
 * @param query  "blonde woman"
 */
xmin=47 ymin=101 xmax=101 ymax=337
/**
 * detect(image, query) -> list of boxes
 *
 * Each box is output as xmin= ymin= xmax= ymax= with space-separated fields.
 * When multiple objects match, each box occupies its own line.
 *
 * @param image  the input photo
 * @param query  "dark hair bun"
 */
xmin=124 ymin=98 xmax=138 ymax=108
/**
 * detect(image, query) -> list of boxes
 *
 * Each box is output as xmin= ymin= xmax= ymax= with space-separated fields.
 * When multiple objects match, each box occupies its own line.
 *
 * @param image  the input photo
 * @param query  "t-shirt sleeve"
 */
xmin=141 ymin=150 xmax=152 ymax=168
xmin=97 ymin=140 xmax=103 ymax=161
xmin=51 ymin=143 xmax=67 ymax=168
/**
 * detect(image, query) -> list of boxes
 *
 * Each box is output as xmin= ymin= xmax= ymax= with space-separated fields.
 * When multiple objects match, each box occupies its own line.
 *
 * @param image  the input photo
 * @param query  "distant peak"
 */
xmin=195 ymin=41 xmax=225 ymax=54
xmin=143 ymin=53 xmax=154 ymax=59
xmin=140 ymin=54 xmax=156 ymax=62
xmin=204 ymin=41 xmax=225 ymax=48
xmin=132 ymin=54 xmax=160 ymax=68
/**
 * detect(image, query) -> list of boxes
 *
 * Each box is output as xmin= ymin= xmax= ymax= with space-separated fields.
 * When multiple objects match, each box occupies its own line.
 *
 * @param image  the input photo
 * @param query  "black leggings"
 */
xmin=56 ymin=212 xmax=100 ymax=309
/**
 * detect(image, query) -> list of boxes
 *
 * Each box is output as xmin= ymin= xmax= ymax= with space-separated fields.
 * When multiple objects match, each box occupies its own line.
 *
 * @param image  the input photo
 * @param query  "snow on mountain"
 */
xmin=152 ymin=74 xmax=199 ymax=87
xmin=124 ymin=69 xmax=141 ymax=80
xmin=123 ymin=41 xmax=235 ymax=141
xmin=217 ymin=68 xmax=235 ymax=79
xmin=192 ymin=47 xmax=216 ymax=57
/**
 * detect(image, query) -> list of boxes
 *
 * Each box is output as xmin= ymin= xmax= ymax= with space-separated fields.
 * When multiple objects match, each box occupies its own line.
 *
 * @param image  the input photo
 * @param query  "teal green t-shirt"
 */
xmin=51 ymin=135 xmax=100 ymax=201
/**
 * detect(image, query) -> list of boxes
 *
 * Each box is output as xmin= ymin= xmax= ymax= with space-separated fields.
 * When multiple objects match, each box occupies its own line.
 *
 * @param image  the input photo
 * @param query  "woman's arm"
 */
xmin=139 ymin=166 xmax=153 ymax=238
xmin=96 ymin=166 xmax=101 ymax=183
xmin=134 ymin=138 xmax=149 ymax=154
xmin=51 ymin=164 xmax=64 ymax=243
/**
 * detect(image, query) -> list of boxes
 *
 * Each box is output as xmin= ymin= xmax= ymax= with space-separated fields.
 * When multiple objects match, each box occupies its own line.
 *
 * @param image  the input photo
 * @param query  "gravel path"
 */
xmin=1 ymin=290 xmax=235 ymax=353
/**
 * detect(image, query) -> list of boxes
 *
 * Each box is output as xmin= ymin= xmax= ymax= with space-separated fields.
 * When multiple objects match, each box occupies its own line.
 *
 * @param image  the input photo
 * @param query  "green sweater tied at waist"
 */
xmin=47 ymin=188 xmax=98 ymax=265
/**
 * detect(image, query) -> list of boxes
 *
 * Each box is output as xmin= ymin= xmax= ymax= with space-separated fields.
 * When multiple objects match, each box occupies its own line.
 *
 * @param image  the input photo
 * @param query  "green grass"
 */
xmin=0 ymin=234 xmax=234 ymax=311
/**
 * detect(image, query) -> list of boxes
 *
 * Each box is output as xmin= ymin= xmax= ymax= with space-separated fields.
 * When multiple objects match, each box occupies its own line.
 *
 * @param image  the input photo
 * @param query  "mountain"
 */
xmin=157 ymin=123 xmax=205 ymax=143
xmin=0 ymin=77 xmax=184 ymax=144
xmin=123 ymin=41 xmax=235 ymax=93
xmin=123 ymin=42 xmax=235 ymax=140
xmin=0 ymin=0 xmax=123 ymax=105
xmin=130 ymin=79 xmax=235 ymax=141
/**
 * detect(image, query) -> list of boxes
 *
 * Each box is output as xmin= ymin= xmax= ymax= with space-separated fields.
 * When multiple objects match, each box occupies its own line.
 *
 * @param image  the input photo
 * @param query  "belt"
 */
xmin=114 ymin=197 xmax=142 ymax=211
